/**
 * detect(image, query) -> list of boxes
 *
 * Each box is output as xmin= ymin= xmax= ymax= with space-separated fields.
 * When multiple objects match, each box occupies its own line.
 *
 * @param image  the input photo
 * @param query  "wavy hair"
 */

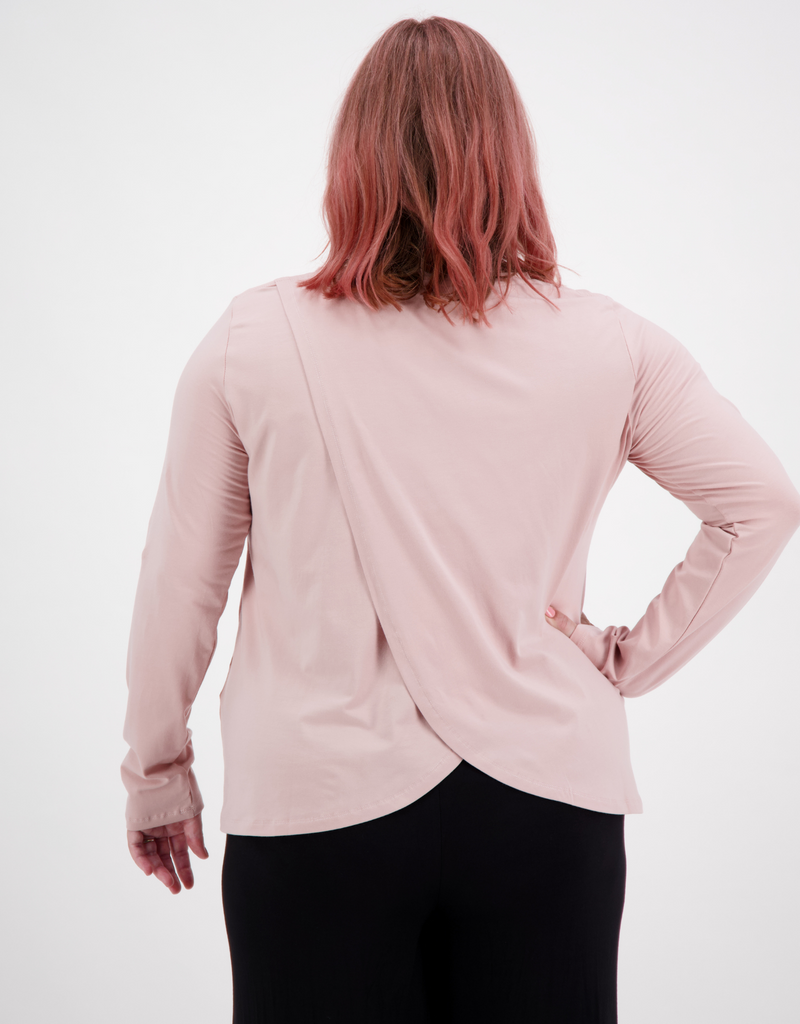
xmin=300 ymin=16 xmax=561 ymax=325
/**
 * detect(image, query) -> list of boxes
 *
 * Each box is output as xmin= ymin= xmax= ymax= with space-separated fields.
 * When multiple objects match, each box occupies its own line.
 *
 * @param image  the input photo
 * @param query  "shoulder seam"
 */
xmin=221 ymin=299 xmax=244 ymax=439
xmin=614 ymin=308 xmax=637 ymax=382
xmin=222 ymin=299 xmax=234 ymax=397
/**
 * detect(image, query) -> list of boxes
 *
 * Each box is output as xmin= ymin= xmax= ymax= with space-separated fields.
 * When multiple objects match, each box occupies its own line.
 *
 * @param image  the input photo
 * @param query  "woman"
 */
xmin=122 ymin=16 xmax=800 ymax=1024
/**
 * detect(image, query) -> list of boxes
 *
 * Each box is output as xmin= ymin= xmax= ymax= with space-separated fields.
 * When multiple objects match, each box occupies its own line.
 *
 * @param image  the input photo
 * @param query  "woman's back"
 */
xmin=122 ymin=271 xmax=800 ymax=836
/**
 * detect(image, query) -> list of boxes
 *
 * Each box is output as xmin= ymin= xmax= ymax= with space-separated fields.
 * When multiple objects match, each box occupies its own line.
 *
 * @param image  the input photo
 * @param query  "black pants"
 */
xmin=222 ymin=758 xmax=626 ymax=1023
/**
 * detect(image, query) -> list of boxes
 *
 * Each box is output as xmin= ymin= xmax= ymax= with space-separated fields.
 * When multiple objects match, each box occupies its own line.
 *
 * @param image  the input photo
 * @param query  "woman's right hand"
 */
xmin=127 ymin=811 xmax=209 ymax=895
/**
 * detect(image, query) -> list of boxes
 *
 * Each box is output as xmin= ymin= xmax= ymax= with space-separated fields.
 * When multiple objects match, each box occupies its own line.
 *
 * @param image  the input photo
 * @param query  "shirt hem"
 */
xmin=219 ymin=748 xmax=644 ymax=836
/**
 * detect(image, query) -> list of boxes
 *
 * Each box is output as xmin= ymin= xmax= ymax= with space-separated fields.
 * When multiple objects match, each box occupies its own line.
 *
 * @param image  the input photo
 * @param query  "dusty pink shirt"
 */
xmin=121 ymin=273 xmax=800 ymax=834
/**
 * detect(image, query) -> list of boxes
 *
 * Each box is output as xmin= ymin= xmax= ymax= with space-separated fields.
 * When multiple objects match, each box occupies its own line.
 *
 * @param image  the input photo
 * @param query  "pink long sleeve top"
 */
xmin=121 ymin=273 xmax=800 ymax=835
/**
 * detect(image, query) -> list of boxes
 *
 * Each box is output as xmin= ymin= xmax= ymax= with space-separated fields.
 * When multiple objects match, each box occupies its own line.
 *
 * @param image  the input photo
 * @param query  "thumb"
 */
xmin=544 ymin=605 xmax=577 ymax=638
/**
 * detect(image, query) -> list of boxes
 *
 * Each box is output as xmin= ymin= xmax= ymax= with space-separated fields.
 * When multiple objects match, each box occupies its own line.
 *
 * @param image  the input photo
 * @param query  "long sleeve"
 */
xmin=570 ymin=303 xmax=800 ymax=698
xmin=120 ymin=302 xmax=252 ymax=829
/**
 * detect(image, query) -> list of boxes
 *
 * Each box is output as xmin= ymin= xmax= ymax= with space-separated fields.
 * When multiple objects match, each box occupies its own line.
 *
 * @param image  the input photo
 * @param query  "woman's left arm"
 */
xmin=547 ymin=305 xmax=800 ymax=696
xmin=120 ymin=300 xmax=251 ymax=835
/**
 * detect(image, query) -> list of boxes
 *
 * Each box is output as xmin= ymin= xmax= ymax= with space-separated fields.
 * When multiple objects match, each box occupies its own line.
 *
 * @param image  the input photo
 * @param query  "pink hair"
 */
xmin=300 ymin=16 xmax=562 ymax=325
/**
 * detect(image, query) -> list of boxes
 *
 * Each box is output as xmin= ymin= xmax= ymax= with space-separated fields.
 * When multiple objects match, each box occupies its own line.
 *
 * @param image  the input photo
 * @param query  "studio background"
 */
xmin=1 ymin=1 xmax=798 ymax=1021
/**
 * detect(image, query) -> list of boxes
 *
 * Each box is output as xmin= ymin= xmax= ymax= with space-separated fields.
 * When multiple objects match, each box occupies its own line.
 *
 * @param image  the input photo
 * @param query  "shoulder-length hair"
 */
xmin=300 ymin=16 xmax=561 ymax=325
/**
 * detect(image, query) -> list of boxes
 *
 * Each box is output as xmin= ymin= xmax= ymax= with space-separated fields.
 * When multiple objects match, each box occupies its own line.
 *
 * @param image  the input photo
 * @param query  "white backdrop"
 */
xmin=1 ymin=1 xmax=798 ymax=1021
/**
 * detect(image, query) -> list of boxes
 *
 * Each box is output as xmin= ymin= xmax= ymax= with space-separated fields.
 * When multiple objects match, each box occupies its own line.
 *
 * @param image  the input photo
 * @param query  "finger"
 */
xmin=166 ymin=829 xmax=195 ymax=891
xmin=127 ymin=830 xmax=163 ymax=874
xmin=170 ymin=813 xmax=210 ymax=890
xmin=151 ymin=837 xmax=182 ymax=893
xmin=128 ymin=831 xmax=181 ymax=892
xmin=182 ymin=813 xmax=210 ymax=860
xmin=544 ymin=605 xmax=577 ymax=638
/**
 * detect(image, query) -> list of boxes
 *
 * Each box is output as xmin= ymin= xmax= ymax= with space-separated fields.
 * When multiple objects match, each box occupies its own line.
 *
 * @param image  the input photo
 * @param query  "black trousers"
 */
xmin=221 ymin=758 xmax=626 ymax=1023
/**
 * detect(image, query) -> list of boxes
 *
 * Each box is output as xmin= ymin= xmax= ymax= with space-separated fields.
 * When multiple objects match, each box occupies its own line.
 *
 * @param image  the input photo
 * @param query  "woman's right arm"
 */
xmin=120 ymin=300 xmax=252 ymax=832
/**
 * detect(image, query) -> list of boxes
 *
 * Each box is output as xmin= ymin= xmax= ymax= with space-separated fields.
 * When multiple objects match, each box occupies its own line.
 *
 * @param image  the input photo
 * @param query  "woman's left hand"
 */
xmin=545 ymin=605 xmax=592 ymax=638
